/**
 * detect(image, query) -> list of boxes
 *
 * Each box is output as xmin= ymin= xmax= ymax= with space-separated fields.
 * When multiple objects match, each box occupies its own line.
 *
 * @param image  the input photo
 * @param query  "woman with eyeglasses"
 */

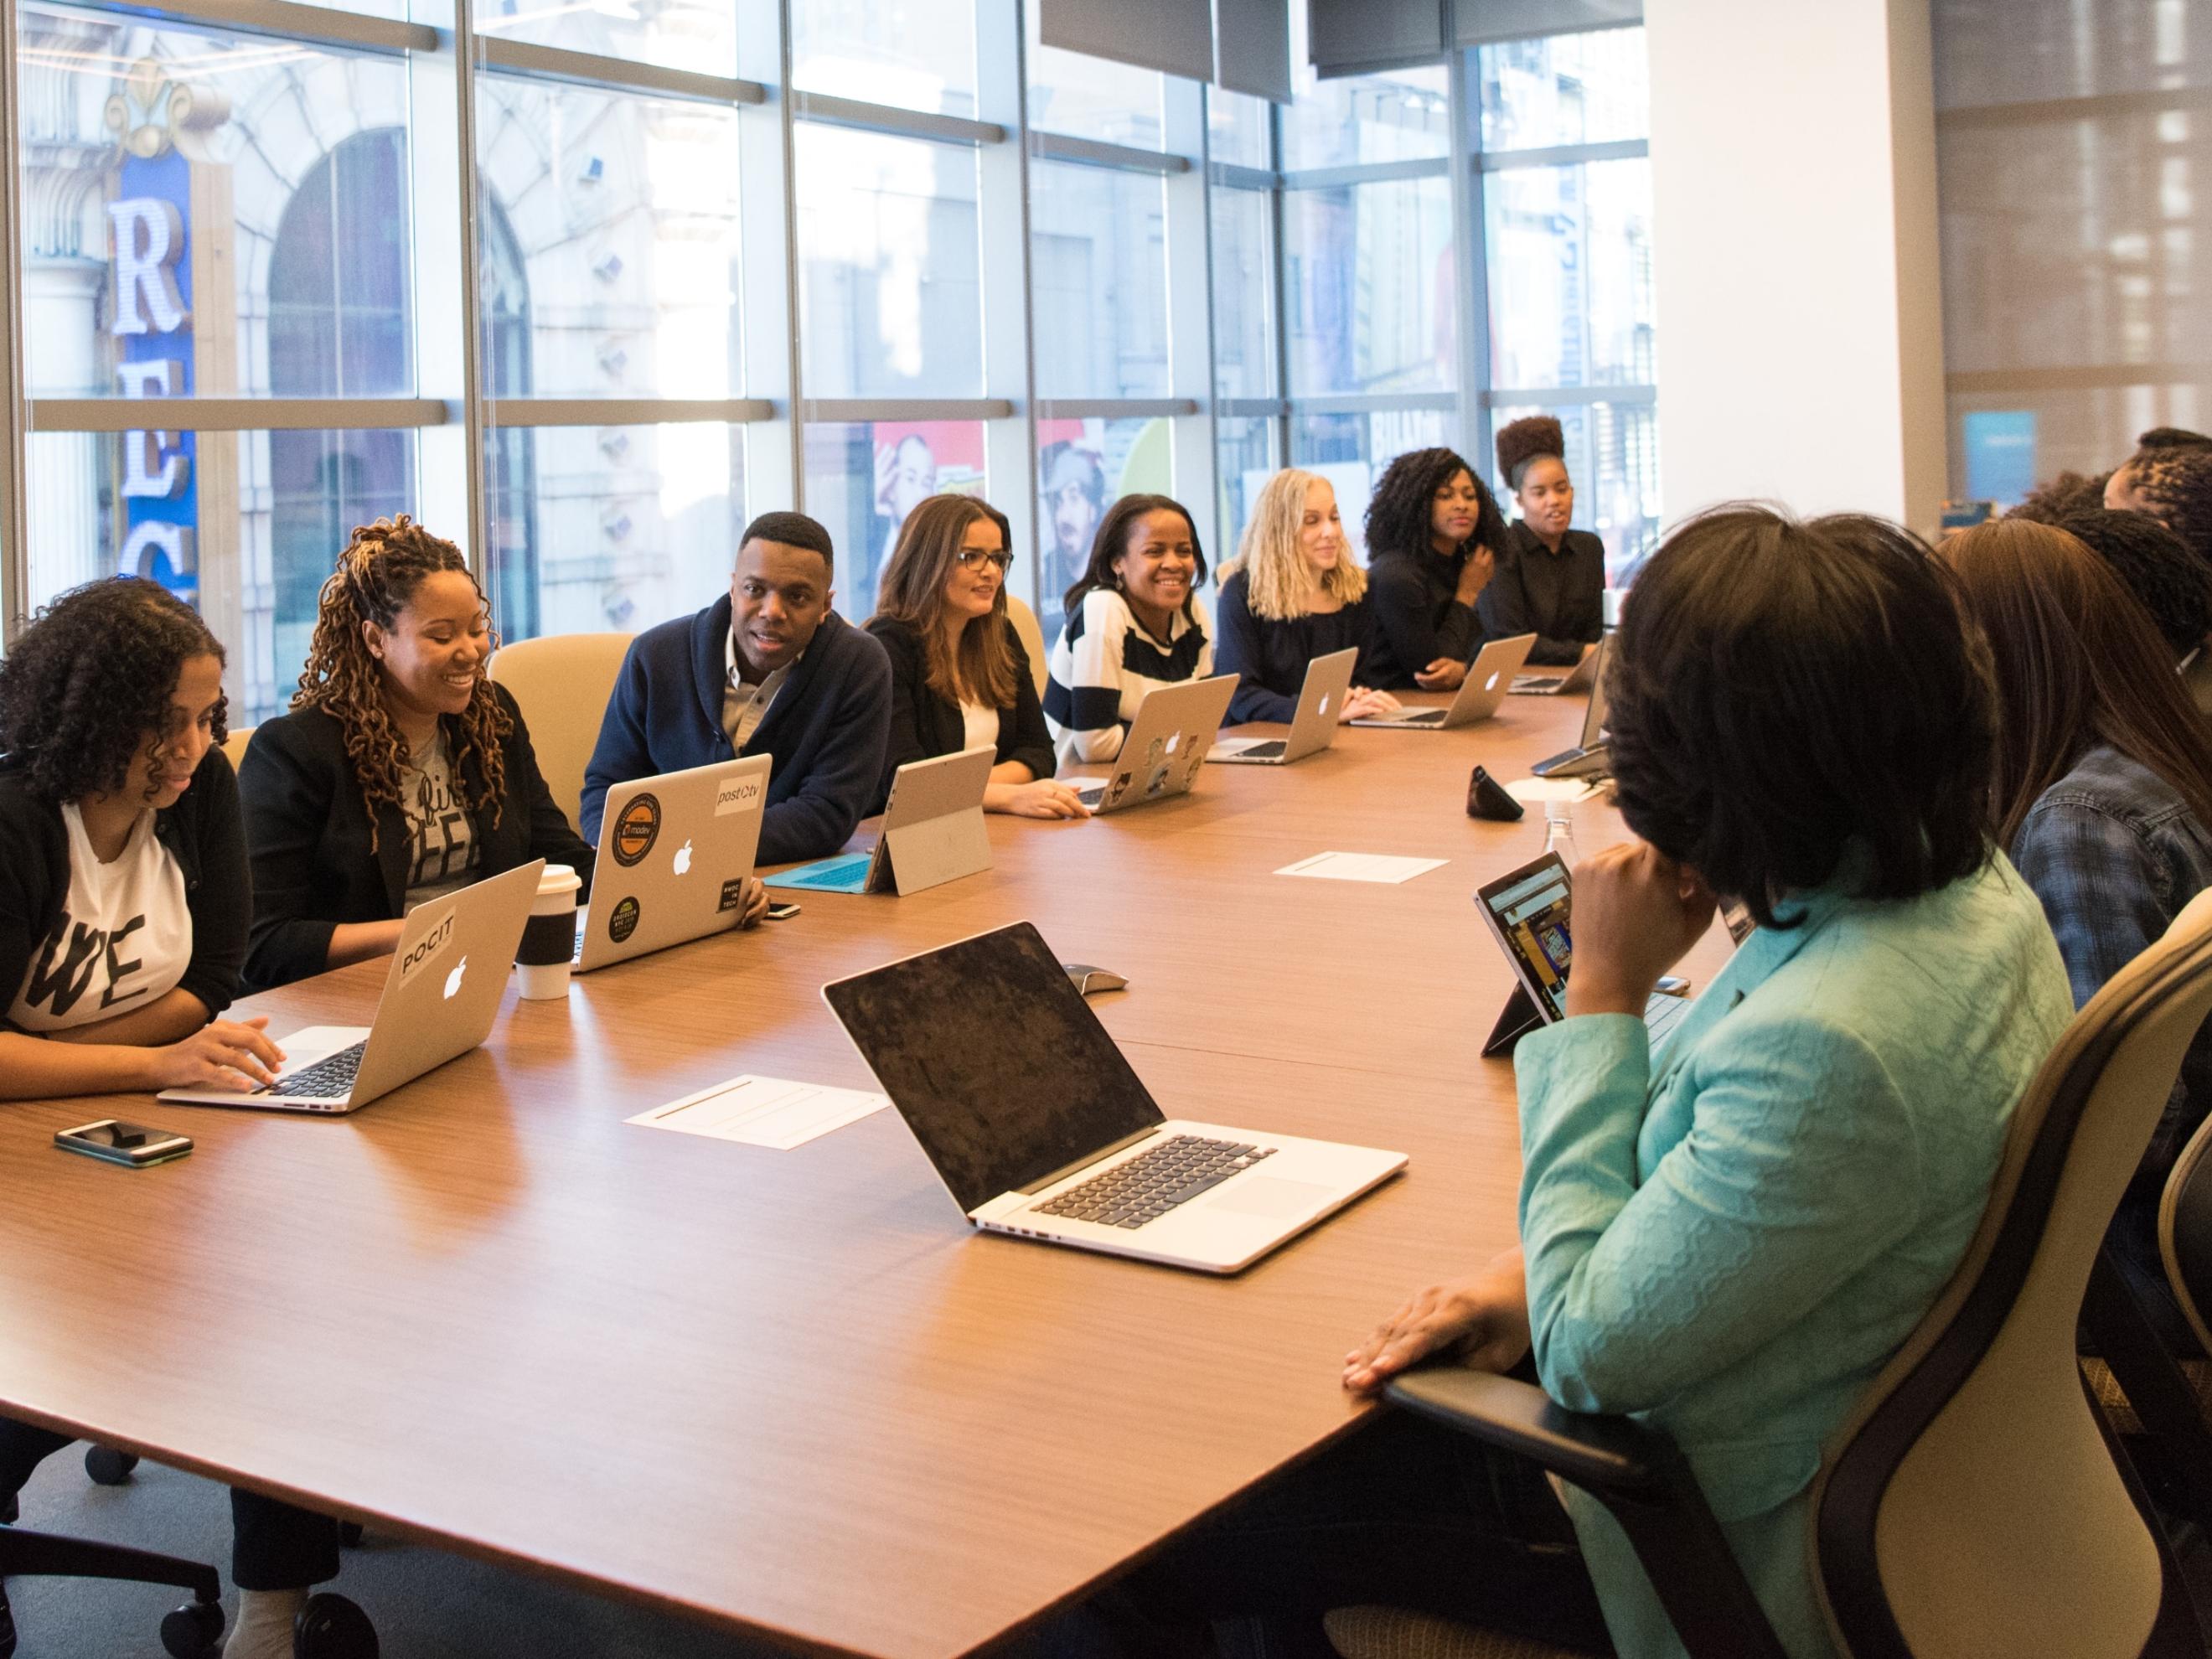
xmin=866 ymin=494 xmax=1085 ymax=819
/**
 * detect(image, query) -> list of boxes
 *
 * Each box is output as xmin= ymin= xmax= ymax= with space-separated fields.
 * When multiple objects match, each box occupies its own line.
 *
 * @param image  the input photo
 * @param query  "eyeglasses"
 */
xmin=954 ymin=548 xmax=1015 ymax=571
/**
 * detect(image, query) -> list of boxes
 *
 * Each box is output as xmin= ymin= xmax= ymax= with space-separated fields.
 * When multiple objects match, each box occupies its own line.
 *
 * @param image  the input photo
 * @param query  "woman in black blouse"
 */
xmin=866 ymin=494 xmax=1083 ymax=819
xmin=1215 ymin=470 xmax=1402 ymax=726
xmin=1361 ymin=447 xmax=1512 ymax=691
xmin=1479 ymin=415 xmax=1607 ymax=666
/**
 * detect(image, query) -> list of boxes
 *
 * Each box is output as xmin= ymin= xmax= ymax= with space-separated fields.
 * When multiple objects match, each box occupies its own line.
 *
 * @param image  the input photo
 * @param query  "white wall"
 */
xmin=1646 ymin=0 xmax=1946 ymax=533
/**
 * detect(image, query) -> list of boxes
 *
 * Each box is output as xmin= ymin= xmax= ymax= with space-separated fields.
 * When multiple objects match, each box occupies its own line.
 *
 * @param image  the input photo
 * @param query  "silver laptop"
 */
xmin=1208 ymin=648 xmax=1358 ymax=765
xmin=578 ymin=754 xmax=772 ymax=971
xmin=823 ymin=922 xmax=1406 ymax=1274
xmin=1512 ymin=638 xmax=1601 ymax=695
xmin=1528 ymin=638 xmax=1611 ymax=779
xmin=1072 ymin=674 xmax=1239 ymax=813
xmin=1351 ymin=633 xmax=1536 ymax=730
xmin=763 ymin=746 xmax=994 ymax=897
xmin=1473 ymin=851 xmax=1692 ymax=1057
xmin=159 ymin=860 xmax=542 ymax=1114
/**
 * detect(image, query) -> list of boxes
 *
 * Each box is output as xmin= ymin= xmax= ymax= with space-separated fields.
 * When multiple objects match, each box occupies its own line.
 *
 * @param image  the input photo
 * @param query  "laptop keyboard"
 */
xmin=1034 ymin=1134 xmax=1275 ymax=1230
xmin=1238 ymin=740 xmax=1286 ymax=760
xmin=262 ymin=1041 xmax=368 ymax=1099
xmin=1643 ymin=990 xmax=1690 ymax=1046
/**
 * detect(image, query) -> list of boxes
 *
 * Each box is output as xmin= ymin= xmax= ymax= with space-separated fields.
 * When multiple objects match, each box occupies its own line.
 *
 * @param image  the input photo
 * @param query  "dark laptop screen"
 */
xmin=1579 ymin=638 xmax=1610 ymax=750
xmin=823 ymin=923 xmax=1165 ymax=1212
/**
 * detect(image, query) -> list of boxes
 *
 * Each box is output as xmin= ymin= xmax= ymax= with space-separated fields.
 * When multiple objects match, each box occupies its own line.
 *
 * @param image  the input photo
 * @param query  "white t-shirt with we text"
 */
xmin=8 ymin=804 xmax=191 ymax=1032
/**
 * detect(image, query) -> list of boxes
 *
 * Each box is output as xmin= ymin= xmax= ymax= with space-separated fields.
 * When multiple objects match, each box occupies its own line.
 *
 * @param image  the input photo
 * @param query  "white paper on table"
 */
xmin=627 ymin=1074 xmax=889 ymax=1150
xmin=1274 ymin=851 xmax=1449 ymax=885
xmin=1504 ymin=777 xmax=1600 ymax=804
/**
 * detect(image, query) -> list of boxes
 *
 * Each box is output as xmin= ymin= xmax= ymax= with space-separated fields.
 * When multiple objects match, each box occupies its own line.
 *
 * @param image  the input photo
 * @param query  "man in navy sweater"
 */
xmin=581 ymin=511 xmax=892 ymax=866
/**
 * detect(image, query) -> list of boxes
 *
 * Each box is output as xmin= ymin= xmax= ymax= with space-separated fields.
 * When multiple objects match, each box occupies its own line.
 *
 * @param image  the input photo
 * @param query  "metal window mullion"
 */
xmin=1268 ymin=93 xmax=1289 ymax=468
xmin=452 ymin=0 xmax=486 ymax=576
xmin=774 ymin=0 xmax=803 ymax=506
xmin=976 ymin=0 xmax=1037 ymax=613
xmin=51 ymin=0 xmax=434 ymax=56
xmin=791 ymin=91 xmax=1004 ymax=147
xmin=480 ymin=399 xmax=775 ymax=427
xmin=1477 ymin=384 xmax=1656 ymax=408
xmin=1201 ymin=85 xmax=1222 ymax=556
xmin=473 ymin=36 xmax=766 ymax=106
xmin=799 ymin=398 xmax=1015 ymax=422
xmin=1029 ymin=130 xmax=1189 ymax=175
xmin=29 ymin=398 xmax=452 ymax=431
xmin=1279 ymin=156 xmax=1449 ymax=190
xmin=1034 ymin=398 xmax=1197 ymax=420
xmin=1452 ymin=46 xmax=1493 ymax=478
xmin=1476 ymin=137 xmax=1646 ymax=172
xmin=0 ymin=0 xmax=25 ymax=637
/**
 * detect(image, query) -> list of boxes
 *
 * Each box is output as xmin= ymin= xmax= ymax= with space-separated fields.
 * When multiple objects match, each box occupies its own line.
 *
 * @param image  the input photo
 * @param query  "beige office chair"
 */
xmin=486 ymin=633 xmax=632 ymax=830
xmin=1333 ymin=887 xmax=2212 ymax=1659
xmin=1005 ymin=594 xmax=1049 ymax=700
xmin=218 ymin=723 xmax=253 ymax=774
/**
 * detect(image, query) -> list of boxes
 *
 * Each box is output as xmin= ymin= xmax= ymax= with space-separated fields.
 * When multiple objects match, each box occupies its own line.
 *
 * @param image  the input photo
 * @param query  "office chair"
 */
xmin=1329 ymin=888 xmax=2212 ymax=1659
xmin=0 ymin=1513 xmax=225 ymax=1657
xmin=485 ymin=632 xmax=633 ymax=829
xmin=1005 ymin=594 xmax=1050 ymax=700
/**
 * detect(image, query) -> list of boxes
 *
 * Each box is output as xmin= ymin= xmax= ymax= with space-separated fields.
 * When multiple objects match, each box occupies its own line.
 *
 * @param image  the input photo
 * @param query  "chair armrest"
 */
xmin=1385 ymin=1367 xmax=1686 ymax=1503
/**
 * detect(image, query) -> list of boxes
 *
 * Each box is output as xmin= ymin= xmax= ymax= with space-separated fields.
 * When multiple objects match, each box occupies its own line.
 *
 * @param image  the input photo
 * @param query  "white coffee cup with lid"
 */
xmin=514 ymin=863 xmax=582 ymax=1000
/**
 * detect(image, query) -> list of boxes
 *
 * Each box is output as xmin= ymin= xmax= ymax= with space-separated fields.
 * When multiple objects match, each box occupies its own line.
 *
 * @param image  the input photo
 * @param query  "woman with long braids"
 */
xmin=1360 ymin=446 xmax=1512 ymax=691
xmin=238 ymin=516 xmax=597 ymax=993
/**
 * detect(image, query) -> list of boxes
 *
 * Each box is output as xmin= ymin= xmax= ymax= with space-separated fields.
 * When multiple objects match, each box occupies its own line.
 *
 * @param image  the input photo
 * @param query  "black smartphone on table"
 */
xmin=55 ymin=1119 xmax=194 ymax=1168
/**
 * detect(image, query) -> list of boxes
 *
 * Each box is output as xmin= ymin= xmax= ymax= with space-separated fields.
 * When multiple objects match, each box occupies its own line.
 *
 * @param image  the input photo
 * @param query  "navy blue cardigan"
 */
xmin=1212 ymin=570 xmax=1376 ymax=726
xmin=581 ymin=599 xmax=892 ymax=866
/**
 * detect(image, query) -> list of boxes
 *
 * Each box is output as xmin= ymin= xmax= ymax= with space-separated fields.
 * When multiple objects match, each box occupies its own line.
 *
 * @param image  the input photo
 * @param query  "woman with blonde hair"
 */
xmin=237 ymin=514 xmax=615 ymax=993
xmin=866 ymin=494 xmax=1083 ymax=818
xmin=1215 ymin=469 xmax=1402 ymax=726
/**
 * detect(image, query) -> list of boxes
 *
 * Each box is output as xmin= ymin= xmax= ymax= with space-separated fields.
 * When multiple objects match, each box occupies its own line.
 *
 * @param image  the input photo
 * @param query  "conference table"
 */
xmin=0 ymin=680 xmax=1730 ymax=1658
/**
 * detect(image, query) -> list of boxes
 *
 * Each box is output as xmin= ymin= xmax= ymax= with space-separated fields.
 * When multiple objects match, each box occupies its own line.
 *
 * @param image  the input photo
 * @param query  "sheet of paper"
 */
xmin=627 ymin=1075 xmax=888 ymax=1150
xmin=1505 ymin=777 xmax=1600 ymax=804
xmin=1274 ymin=851 xmax=1449 ymax=885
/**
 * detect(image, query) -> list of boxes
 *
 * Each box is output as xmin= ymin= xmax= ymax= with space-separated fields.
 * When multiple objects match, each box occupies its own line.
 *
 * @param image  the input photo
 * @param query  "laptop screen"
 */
xmin=823 ymin=923 xmax=1165 ymax=1212
xmin=1578 ymin=638 xmax=1610 ymax=749
xmin=1475 ymin=855 xmax=1574 ymax=1023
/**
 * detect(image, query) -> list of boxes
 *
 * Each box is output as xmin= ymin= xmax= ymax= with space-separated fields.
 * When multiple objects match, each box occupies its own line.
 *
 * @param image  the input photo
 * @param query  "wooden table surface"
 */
xmin=0 ymin=685 xmax=1725 ymax=1659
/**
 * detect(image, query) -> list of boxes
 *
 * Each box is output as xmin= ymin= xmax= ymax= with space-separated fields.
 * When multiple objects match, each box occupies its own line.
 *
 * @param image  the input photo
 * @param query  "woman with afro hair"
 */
xmin=1480 ymin=415 xmax=1606 ymax=667
xmin=1360 ymin=446 xmax=1511 ymax=690
xmin=238 ymin=515 xmax=594 ymax=993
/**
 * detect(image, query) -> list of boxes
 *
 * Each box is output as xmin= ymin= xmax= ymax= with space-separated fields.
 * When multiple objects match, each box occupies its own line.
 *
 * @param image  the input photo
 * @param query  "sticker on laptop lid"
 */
xmin=608 ymin=896 xmax=640 ymax=943
xmin=396 ymin=907 xmax=457 ymax=985
xmin=718 ymin=878 xmax=747 ymax=912
xmin=611 ymin=793 xmax=661 ymax=867
xmin=714 ymin=773 xmax=763 ymax=816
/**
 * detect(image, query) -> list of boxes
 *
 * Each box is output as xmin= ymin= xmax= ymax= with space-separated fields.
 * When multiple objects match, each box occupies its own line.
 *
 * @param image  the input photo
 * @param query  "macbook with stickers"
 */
xmin=158 ymin=860 xmax=542 ymax=1114
xmin=823 ymin=921 xmax=1406 ymax=1274
xmin=1350 ymin=633 xmax=1536 ymax=730
xmin=1072 ymin=674 xmax=1238 ymax=814
xmin=1207 ymin=648 xmax=1357 ymax=765
xmin=577 ymin=754 xmax=772 ymax=971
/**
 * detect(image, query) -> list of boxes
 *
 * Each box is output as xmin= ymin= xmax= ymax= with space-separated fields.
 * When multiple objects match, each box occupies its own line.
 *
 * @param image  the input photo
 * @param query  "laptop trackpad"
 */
xmin=1206 ymin=1176 xmax=1335 ymax=1220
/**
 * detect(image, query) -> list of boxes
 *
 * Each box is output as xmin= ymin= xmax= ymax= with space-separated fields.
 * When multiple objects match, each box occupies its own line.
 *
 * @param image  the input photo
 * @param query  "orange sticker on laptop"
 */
xmin=611 ymin=793 xmax=660 ymax=867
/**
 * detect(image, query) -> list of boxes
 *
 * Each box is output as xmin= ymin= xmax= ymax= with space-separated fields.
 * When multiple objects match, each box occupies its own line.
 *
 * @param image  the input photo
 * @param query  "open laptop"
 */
xmin=823 ymin=921 xmax=1405 ymax=1274
xmin=764 ymin=746 xmax=994 ymax=897
xmin=1512 ymin=638 xmax=1601 ymax=695
xmin=1207 ymin=648 xmax=1357 ymax=765
xmin=578 ymin=754 xmax=772 ymax=971
xmin=1350 ymin=633 xmax=1536 ymax=730
xmin=1072 ymin=674 xmax=1239 ymax=814
xmin=1528 ymin=638 xmax=1611 ymax=780
xmin=159 ymin=860 xmax=542 ymax=1114
xmin=1473 ymin=851 xmax=1691 ymax=1057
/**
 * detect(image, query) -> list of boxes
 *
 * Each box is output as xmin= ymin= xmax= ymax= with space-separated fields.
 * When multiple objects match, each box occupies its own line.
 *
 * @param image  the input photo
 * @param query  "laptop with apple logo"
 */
xmin=159 ymin=860 xmax=544 ymax=1114
xmin=575 ymin=753 xmax=773 ymax=973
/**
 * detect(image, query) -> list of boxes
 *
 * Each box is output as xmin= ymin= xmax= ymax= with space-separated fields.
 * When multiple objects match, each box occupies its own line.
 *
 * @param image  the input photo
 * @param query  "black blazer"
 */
xmin=864 ymin=614 xmax=1055 ymax=815
xmin=0 ymin=747 xmax=249 ymax=1026
xmin=238 ymin=682 xmax=594 ymax=993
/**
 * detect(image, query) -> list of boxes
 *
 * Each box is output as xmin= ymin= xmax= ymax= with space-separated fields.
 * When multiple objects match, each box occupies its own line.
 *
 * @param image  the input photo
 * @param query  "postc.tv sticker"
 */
xmin=718 ymin=878 xmax=747 ymax=912
xmin=611 ymin=793 xmax=661 ymax=867
xmin=607 ymin=896 xmax=641 ymax=943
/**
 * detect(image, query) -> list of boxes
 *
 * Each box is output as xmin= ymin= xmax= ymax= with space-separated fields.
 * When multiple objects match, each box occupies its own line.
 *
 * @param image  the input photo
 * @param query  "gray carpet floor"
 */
xmin=3 ymin=1450 xmax=784 ymax=1658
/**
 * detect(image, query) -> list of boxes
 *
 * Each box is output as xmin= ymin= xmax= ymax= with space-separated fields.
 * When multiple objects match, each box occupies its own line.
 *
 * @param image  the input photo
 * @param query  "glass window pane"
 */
xmin=1283 ymin=62 xmax=1448 ymax=171
xmin=1488 ymin=400 xmax=1661 ymax=582
xmin=793 ymin=0 xmax=978 ymax=118
xmin=25 ymin=427 xmax=418 ymax=728
xmin=477 ymin=82 xmax=743 ymax=400
xmin=1027 ymin=8 xmax=1166 ymax=149
xmin=1484 ymin=158 xmax=1654 ymax=390
xmin=1036 ymin=414 xmax=1177 ymax=637
xmin=1285 ymin=178 xmax=1455 ymax=395
xmin=473 ymin=0 xmax=735 ymax=79
xmin=1030 ymin=162 xmax=1168 ymax=400
xmin=1216 ymin=414 xmax=1279 ymax=562
xmin=1289 ymin=408 xmax=1450 ymax=559
xmin=20 ymin=7 xmax=413 ymax=399
xmin=1208 ymin=87 xmax=1273 ymax=169
xmin=802 ymin=419 xmax=989 ymax=618
xmin=1476 ymin=28 xmax=1648 ymax=152
xmin=1212 ymin=185 xmax=1276 ymax=400
xmin=487 ymin=423 xmax=747 ymax=644
xmin=795 ymin=126 xmax=982 ymax=398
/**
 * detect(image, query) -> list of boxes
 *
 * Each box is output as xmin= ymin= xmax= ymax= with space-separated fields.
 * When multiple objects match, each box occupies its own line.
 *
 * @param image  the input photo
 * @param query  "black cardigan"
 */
xmin=1477 ymin=522 xmax=1606 ymax=666
xmin=0 ymin=746 xmax=249 ymax=1026
xmin=1364 ymin=545 xmax=1486 ymax=690
xmin=864 ymin=614 xmax=1055 ymax=814
xmin=239 ymin=681 xmax=594 ymax=993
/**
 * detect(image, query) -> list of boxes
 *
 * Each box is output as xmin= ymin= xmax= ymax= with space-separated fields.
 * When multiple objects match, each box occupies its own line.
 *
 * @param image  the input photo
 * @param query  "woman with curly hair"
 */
xmin=237 ymin=515 xmax=596 ymax=993
xmin=1214 ymin=469 xmax=1402 ymax=725
xmin=1361 ymin=446 xmax=1509 ymax=690
xmin=1480 ymin=415 xmax=1606 ymax=666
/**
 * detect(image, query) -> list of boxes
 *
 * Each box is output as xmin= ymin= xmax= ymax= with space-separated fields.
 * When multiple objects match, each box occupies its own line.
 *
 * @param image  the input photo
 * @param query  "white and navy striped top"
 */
xmin=1044 ymin=587 xmax=1215 ymax=767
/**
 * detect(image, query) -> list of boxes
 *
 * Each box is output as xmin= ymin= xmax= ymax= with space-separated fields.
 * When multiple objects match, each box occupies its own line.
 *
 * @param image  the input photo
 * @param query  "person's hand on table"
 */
xmin=735 ymin=875 xmax=771 ymax=928
xmin=1563 ymin=839 xmax=1717 ymax=1020
xmin=1338 ymin=687 xmax=1402 ymax=723
xmin=1415 ymin=658 xmax=1469 ymax=692
xmin=1454 ymin=543 xmax=1496 ymax=607
xmin=148 ymin=1019 xmax=285 ymax=1091
xmin=1344 ymin=1246 xmax=1530 ymax=1395
xmin=989 ymin=778 xmax=1090 ymax=819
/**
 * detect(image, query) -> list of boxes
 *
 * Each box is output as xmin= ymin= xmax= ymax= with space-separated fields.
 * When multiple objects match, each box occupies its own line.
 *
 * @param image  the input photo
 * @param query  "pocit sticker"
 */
xmin=611 ymin=794 xmax=662 ymax=867
xmin=397 ymin=908 xmax=457 ymax=985
xmin=607 ymin=897 xmax=641 ymax=943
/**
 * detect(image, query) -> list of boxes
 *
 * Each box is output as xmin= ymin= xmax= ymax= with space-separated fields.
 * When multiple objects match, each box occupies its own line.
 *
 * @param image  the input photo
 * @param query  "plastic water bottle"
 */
xmin=1543 ymin=800 xmax=1579 ymax=867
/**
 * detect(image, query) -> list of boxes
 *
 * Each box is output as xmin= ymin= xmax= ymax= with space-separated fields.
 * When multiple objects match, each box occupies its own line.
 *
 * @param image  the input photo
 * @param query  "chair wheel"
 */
xmin=84 ymin=1446 xmax=138 ymax=1486
xmin=339 ymin=1521 xmax=364 ymax=1548
xmin=159 ymin=1597 xmax=224 ymax=1658
xmin=295 ymin=1591 xmax=377 ymax=1659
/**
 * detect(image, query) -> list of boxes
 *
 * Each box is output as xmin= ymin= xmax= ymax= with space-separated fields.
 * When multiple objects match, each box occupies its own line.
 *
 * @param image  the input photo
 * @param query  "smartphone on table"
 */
xmin=54 ymin=1120 xmax=194 ymax=1168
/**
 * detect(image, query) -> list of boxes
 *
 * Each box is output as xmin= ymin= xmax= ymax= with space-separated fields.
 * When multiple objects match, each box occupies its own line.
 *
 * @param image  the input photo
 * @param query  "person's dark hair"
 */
xmin=2139 ymin=426 xmax=2212 ymax=453
xmin=1496 ymin=415 xmax=1566 ymax=492
xmin=739 ymin=510 xmax=835 ymax=577
xmin=2008 ymin=470 xmax=2110 ymax=525
xmin=1943 ymin=519 xmax=2212 ymax=847
xmin=1061 ymin=494 xmax=1207 ymax=623
xmin=2119 ymin=445 xmax=2212 ymax=576
xmin=2051 ymin=507 xmax=2212 ymax=659
xmin=1605 ymin=507 xmax=1995 ymax=930
xmin=1362 ymin=447 xmax=1507 ymax=570
xmin=0 ymin=576 xmax=228 ymax=805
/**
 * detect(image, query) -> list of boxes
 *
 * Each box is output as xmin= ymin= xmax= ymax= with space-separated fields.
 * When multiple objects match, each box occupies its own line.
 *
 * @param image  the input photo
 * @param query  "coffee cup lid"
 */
xmin=537 ymin=863 xmax=582 ymax=897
